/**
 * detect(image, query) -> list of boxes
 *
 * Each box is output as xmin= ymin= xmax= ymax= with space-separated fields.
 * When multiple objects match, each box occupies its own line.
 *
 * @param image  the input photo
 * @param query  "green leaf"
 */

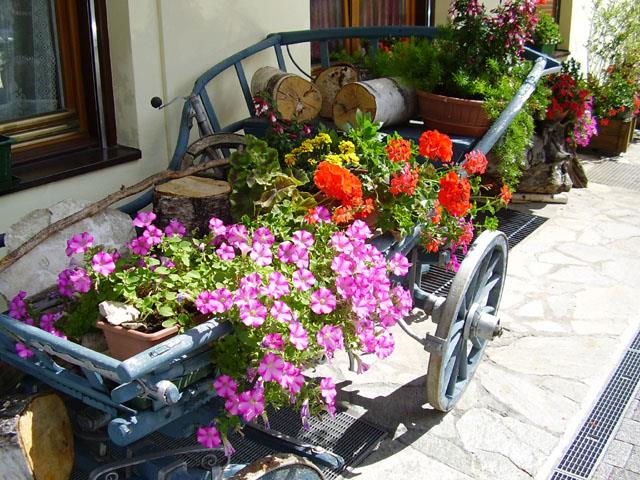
xmin=162 ymin=319 xmax=177 ymax=328
xmin=157 ymin=305 xmax=174 ymax=317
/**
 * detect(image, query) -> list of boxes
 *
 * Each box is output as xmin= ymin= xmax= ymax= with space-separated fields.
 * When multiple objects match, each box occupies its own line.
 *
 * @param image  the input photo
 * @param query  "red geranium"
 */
xmin=462 ymin=150 xmax=488 ymax=175
xmin=438 ymin=171 xmax=471 ymax=217
xmin=419 ymin=130 xmax=453 ymax=163
xmin=389 ymin=165 xmax=420 ymax=196
xmin=385 ymin=138 xmax=412 ymax=163
xmin=499 ymin=184 xmax=512 ymax=205
xmin=314 ymin=161 xmax=363 ymax=205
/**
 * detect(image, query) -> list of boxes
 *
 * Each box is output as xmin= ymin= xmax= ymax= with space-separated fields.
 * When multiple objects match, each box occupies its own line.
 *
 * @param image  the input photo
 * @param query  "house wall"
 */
xmin=0 ymin=0 xmax=310 ymax=248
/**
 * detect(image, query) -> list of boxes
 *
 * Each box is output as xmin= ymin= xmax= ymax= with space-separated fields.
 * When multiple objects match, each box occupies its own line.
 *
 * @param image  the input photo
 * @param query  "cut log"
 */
xmin=153 ymin=176 xmax=231 ymax=236
xmin=314 ymin=64 xmax=359 ymax=118
xmin=333 ymin=77 xmax=416 ymax=129
xmin=250 ymin=66 xmax=322 ymax=122
xmin=0 ymin=392 xmax=74 ymax=480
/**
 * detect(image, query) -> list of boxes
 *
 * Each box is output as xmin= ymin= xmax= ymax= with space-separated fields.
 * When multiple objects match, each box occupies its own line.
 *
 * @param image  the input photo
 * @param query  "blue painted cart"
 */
xmin=0 ymin=26 xmax=560 ymax=479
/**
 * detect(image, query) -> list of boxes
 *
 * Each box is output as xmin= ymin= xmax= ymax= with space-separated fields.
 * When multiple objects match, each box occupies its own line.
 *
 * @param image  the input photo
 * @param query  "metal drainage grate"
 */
xmin=584 ymin=161 xmax=640 ymax=192
xmin=550 ymin=330 xmax=640 ymax=479
xmin=421 ymin=209 xmax=547 ymax=296
xmin=72 ymin=407 xmax=386 ymax=480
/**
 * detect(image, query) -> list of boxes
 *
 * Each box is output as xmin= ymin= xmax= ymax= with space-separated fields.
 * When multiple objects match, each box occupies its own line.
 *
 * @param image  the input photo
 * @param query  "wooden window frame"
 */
xmin=0 ymin=0 xmax=139 ymax=195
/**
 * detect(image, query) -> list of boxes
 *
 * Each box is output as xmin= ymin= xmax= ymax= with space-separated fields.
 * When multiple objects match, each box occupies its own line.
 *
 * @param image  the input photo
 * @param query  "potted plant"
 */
xmin=533 ymin=11 xmax=562 ymax=55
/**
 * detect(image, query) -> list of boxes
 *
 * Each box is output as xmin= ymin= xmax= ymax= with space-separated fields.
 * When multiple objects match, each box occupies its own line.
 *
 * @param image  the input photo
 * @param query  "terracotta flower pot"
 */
xmin=416 ymin=90 xmax=491 ymax=137
xmin=96 ymin=320 xmax=180 ymax=360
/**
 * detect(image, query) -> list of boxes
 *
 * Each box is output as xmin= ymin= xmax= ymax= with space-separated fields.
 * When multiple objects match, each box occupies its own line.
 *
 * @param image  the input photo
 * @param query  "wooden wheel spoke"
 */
xmin=446 ymin=331 xmax=463 ymax=358
xmin=457 ymin=339 xmax=469 ymax=381
xmin=444 ymin=341 xmax=461 ymax=397
xmin=475 ymin=273 xmax=501 ymax=306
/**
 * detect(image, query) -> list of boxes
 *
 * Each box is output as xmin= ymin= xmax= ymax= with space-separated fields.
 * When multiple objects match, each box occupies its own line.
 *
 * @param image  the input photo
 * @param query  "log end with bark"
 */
xmin=0 ymin=392 xmax=74 ymax=480
xmin=314 ymin=64 xmax=359 ymax=118
xmin=251 ymin=66 xmax=322 ymax=122
xmin=333 ymin=77 xmax=416 ymax=130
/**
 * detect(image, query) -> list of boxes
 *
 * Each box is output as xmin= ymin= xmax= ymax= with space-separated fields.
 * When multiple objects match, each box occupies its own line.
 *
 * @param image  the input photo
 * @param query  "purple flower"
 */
xmin=239 ymin=299 xmax=267 ymax=327
xmin=346 ymin=220 xmax=372 ymax=240
xmin=226 ymin=224 xmax=248 ymax=246
xmin=164 ymin=219 xmax=186 ymax=237
xmin=222 ymin=437 xmax=235 ymax=458
xmin=320 ymin=377 xmax=337 ymax=415
xmin=15 ymin=342 xmax=34 ymax=359
xmin=316 ymin=325 xmax=344 ymax=358
xmin=279 ymin=362 xmax=304 ymax=394
xmin=129 ymin=236 xmax=152 ymax=255
xmin=291 ymin=246 xmax=309 ymax=269
xmin=196 ymin=425 xmax=221 ymax=448
xmin=270 ymin=300 xmax=294 ymax=323
xmin=208 ymin=217 xmax=227 ymax=236
xmin=389 ymin=253 xmax=411 ymax=276
xmin=234 ymin=286 xmax=257 ymax=308
xmin=250 ymin=242 xmax=272 ymax=266
xmin=261 ymin=332 xmax=285 ymax=350
xmin=310 ymin=288 xmax=336 ymax=315
xmin=253 ymin=227 xmax=275 ymax=246
xmin=330 ymin=232 xmax=352 ymax=254
xmin=240 ymin=273 xmax=262 ymax=290
xmin=92 ymin=252 xmax=116 ymax=276
xmin=143 ymin=225 xmax=163 ymax=246
xmin=58 ymin=268 xmax=92 ymax=298
xmin=224 ymin=394 xmax=240 ymax=415
xmin=195 ymin=289 xmax=233 ymax=314
xmin=262 ymin=271 xmax=290 ymax=299
xmin=258 ymin=352 xmax=285 ymax=382
xmin=331 ymin=254 xmax=354 ymax=276
xmin=292 ymin=268 xmax=315 ymax=291
xmin=216 ymin=243 xmax=235 ymax=261
xmin=300 ymin=398 xmax=311 ymax=430
xmin=375 ymin=331 xmax=395 ymax=359
xmin=335 ymin=276 xmax=357 ymax=299
xmin=277 ymin=241 xmax=296 ymax=263
xmin=292 ymin=230 xmax=314 ymax=249
xmin=213 ymin=374 xmax=237 ymax=398
xmin=392 ymin=286 xmax=413 ymax=316
xmin=288 ymin=321 xmax=309 ymax=350
xmin=8 ymin=291 xmax=28 ymax=320
xmin=40 ymin=312 xmax=62 ymax=332
xmin=237 ymin=389 xmax=265 ymax=422
xmin=65 ymin=232 xmax=94 ymax=257
xmin=133 ymin=211 xmax=156 ymax=228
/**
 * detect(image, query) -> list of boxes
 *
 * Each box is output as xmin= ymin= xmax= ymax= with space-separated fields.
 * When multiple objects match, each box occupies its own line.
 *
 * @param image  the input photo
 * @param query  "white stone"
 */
xmin=571 ymin=319 xmax=630 ymax=336
xmin=547 ymin=266 xmax=615 ymax=287
xmin=545 ymin=295 xmax=575 ymax=318
xmin=537 ymin=251 xmax=586 ymax=265
xmin=0 ymin=200 xmax=135 ymax=302
xmin=477 ymin=363 xmax=575 ymax=433
xmin=99 ymin=301 xmax=140 ymax=325
xmin=516 ymin=300 xmax=545 ymax=318
xmin=523 ymin=320 xmax=567 ymax=333
xmin=574 ymin=286 xmax=640 ymax=321
xmin=555 ymin=243 xmax=617 ymax=263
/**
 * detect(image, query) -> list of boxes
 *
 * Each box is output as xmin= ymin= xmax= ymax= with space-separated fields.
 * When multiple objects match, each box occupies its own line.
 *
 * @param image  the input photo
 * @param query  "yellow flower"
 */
xmin=313 ymin=133 xmax=332 ymax=147
xmin=285 ymin=153 xmax=296 ymax=167
xmin=339 ymin=140 xmax=355 ymax=154
xmin=343 ymin=152 xmax=360 ymax=165
xmin=324 ymin=154 xmax=343 ymax=166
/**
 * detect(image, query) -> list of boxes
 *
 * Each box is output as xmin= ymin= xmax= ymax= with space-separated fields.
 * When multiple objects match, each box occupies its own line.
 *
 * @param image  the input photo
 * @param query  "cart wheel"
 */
xmin=426 ymin=230 xmax=508 ymax=412
xmin=179 ymin=132 xmax=249 ymax=171
xmin=231 ymin=454 xmax=326 ymax=480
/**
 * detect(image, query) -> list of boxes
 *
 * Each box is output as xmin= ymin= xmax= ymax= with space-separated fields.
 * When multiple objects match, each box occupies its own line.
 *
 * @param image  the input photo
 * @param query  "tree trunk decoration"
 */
xmin=314 ymin=64 xmax=359 ymax=118
xmin=0 ymin=392 xmax=74 ymax=480
xmin=250 ymin=66 xmax=322 ymax=122
xmin=332 ymin=77 xmax=416 ymax=129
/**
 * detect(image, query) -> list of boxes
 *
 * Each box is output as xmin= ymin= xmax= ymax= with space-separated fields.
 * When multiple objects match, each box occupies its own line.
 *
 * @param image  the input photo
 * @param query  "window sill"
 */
xmin=0 ymin=145 xmax=141 ymax=196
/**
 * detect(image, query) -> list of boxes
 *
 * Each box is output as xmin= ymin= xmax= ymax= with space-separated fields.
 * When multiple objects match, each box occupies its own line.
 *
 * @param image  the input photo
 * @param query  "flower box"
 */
xmin=96 ymin=320 xmax=180 ymax=360
xmin=583 ymin=116 xmax=637 ymax=156
xmin=416 ymin=91 xmax=491 ymax=137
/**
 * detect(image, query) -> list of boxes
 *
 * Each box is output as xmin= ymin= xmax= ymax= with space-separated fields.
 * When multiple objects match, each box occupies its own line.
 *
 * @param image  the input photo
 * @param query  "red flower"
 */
xmin=431 ymin=202 xmax=442 ymax=224
xmin=314 ymin=161 xmax=363 ymax=205
xmin=438 ymin=171 xmax=471 ymax=217
xmin=425 ymin=238 xmax=444 ymax=253
xmin=499 ymin=184 xmax=512 ymax=205
xmin=419 ymin=130 xmax=453 ymax=163
xmin=390 ymin=165 xmax=420 ymax=196
xmin=385 ymin=138 xmax=412 ymax=163
xmin=463 ymin=150 xmax=488 ymax=175
xmin=600 ymin=118 xmax=610 ymax=126
xmin=354 ymin=197 xmax=375 ymax=219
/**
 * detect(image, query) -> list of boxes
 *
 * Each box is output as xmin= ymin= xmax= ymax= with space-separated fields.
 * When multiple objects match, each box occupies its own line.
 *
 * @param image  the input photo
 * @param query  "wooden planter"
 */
xmin=96 ymin=320 xmax=180 ymax=360
xmin=585 ymin=116 xmax=637 ymax=157
xmin=416 ymin=90 xmax=491 ymax=137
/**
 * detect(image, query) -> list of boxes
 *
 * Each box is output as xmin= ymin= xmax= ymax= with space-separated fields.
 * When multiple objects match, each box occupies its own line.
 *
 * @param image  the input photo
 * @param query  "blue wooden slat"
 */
xmin=197 ymin=89 xmax=221 ymax=132
xmin=82 ymin=367 xmax=109 ymax=392
xmin=370 ymin=37 xmax=379 ymax=57
xmin=319 ymin=40 xmax=330 ymax=68
xmin=274 ymin=44 xmax=286 ymax=71
xmin=234 ymin=61 xmax=255 ymax=114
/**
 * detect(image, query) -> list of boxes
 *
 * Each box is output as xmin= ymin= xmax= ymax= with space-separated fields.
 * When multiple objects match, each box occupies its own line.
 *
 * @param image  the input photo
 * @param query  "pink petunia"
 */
xmin=253 ymin=227 xmax=275 ymax=246
xmin=8 ymin=291 xmax=28 ymax=320
xmin=262 ymin=271 xmax=289 ymax=299
xmin=216 ymin=243 xmax=235 ymax=261
xmin=196 ymin=425 xmax=221 ymax=449
xmin=330 ymin=232 xmax=352 ymax=254
xmin=58 ymin=268 xmax=92 ymax=298
xmin=346 ymin=220 xmax=372 ymax=240
xmin=224 ymin=393 xmax=240 ymax=415
xmin=389 ymin=253 xmax=411 ymax=276
xmin=316 ymin=325 xmax=344 ymax=358
xmin=129 ymin=236 xmax=152 ymax=255
xmin=164 ymin=219 xmax=186 ymax=237
xmin=237 ymin=389 xmax=265 ymax=422
xmin=310 ymin=288 xmax=336 ymax=315
xmin=143 ymin=225 xmax=163 ymax=246
xmin=270 ymin=300 xmax=294 ymax=323
xmin=292 ymin=230 xmax=314 ymax=249
xmin=331 ymin=254 xmax=354 ymax=276
xmin=234 ymin=286 xmax=257 ymax=309
xmin=133 ymin=211 xmax=156 ymax=228
xmin=213 ymin=374 xmax=237 ymax=399
xmin=279 ymin=362 xmax=305 ymax=395
xmin=258 ymin=352 xmax=285 ymax=382
xmin=65 ymin=232 xmax=94 ymax=257
xmin=277 ymin=241 xmax=296 ymax=264
xmin=208 ymin=217 xmax=227 ymax=236
xmin=335 ymin=276 xmax=357 ymax=299
xmin=288 ymin=321 xmax=309 ymax=350
xmin=15 ymin=342 xmax=34 ymax=359
xmin=92 ymin=252 xmax=116 ymax=276
xmin=239 ymin=299 xmax=267 ymax=327
xmin=250 ymin=242 xmax=272 ymax=267
xmin=226 ymin=224 xmax=248 ymax=246
xmin=240 ymin=273 xmax=262 ymax=290
xmin=375 ymin=331 xmax=395 ymax=359
xmin=261 ymin=332 xmax=285 ymax=350
xmin=292 ymin=268 xmax=315 ymax=291
xmin=320 ymin=377 xmax=337 ymax=415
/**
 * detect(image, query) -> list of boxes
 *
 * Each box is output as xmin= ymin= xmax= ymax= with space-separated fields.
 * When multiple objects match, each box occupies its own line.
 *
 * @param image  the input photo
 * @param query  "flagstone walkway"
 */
xmin=316 ymin=138 xmax=640 ymax=479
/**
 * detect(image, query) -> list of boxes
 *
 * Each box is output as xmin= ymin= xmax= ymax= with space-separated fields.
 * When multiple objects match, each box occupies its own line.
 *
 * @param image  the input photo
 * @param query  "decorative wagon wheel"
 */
xmin=426 ymin=230 xmax=508 ymax=412
xmin=179 ymin=132 xmax=249 ymax=171
xmin=231 ymin=454 xmax=326 ymax=480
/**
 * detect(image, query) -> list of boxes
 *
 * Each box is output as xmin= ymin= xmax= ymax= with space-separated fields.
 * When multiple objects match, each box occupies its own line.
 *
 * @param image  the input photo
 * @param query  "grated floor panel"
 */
xmin=550 ymin=330 xmax=640 ymax=479
xmin=584 ymin=161 xmax=640 ymax=191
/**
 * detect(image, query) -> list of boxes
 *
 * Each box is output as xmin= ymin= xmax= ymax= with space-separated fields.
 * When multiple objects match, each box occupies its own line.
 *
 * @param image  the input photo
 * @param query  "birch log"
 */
xmin=333 ymin=77 xmax=417 ymax=129
xmin=153 ymin=176 xmax=231 ymax=236
xmin=314 ymin=64 xmax=359 ymax=118
xmin=250 ymin=66 xmax=322 ymax=122
xmin=0 ymin=392 xmax=74 ymax=480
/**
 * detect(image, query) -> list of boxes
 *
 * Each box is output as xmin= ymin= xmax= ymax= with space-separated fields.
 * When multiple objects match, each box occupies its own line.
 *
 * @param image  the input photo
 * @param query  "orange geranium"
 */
xmin=462 ymin=150 xmax=488 ymax=175
xmin=314 ymin=161 xmax=363 ymax=205
xmin=438 ymin=171 xmax=471 ymax=217
xmin=389 ymin=165 xmax=420 ymax=196
xmin=499 ymin=184 xmax=512 ymax=205
xmin=419 ymin=130 xmax=453 ymax=163
xmin=385 ymin=138 xmax=412 ymax=163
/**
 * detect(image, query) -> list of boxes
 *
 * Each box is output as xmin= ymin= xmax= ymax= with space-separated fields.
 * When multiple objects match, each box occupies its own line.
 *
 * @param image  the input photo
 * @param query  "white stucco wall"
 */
xmin=0 ymin=0 xmax=310 ymax=246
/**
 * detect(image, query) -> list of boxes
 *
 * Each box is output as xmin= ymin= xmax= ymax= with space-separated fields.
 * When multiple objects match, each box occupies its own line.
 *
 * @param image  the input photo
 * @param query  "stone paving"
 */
xmin=315 ymin=140 xmax=640 ymax=479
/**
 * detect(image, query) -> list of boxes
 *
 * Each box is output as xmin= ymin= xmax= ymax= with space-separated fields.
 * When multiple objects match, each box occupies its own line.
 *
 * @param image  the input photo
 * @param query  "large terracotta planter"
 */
xmin=96 ymin=320 xmax=180 ymax=360
xmin=584 ymin=116 xmax=637 ymax=157
xmin=416 ymin=90 xmax=491 ymax=137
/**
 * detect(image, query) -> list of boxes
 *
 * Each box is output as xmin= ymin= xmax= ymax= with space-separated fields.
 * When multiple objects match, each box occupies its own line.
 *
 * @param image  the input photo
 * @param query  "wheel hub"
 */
xmin=466 ymin=302 xmax=502 ymax=341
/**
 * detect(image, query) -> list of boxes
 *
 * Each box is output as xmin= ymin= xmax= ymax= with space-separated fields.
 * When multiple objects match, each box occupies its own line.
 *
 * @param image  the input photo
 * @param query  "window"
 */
xmin=0 ymin=0 xmax=139 ymax=193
